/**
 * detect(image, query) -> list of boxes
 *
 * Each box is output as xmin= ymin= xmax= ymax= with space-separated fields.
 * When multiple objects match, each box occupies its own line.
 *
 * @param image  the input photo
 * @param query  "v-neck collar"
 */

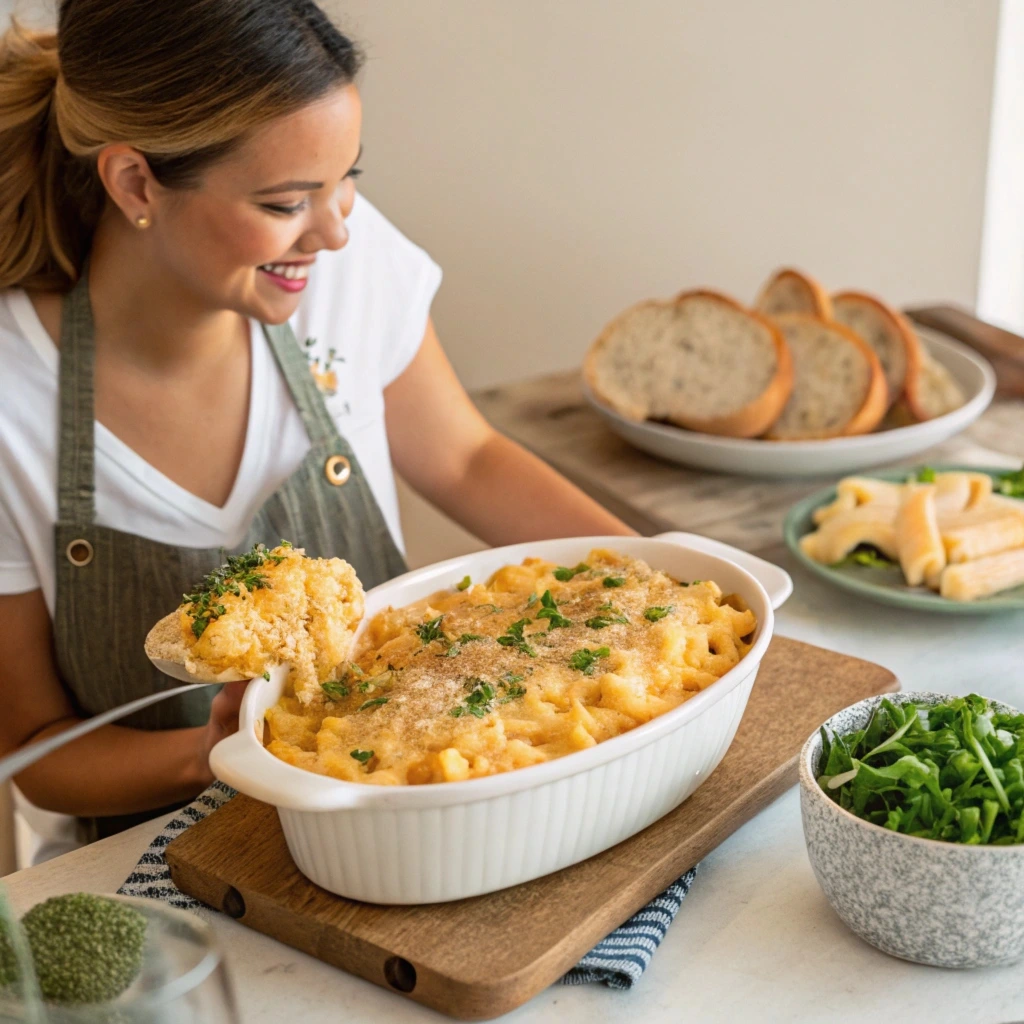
xmin=8 ymin=288 xmax=269 ymax=530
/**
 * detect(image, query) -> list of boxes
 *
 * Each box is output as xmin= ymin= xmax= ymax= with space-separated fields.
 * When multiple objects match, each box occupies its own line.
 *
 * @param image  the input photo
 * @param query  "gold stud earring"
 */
xmin=135 ymin=215 xmax=151 ymax=229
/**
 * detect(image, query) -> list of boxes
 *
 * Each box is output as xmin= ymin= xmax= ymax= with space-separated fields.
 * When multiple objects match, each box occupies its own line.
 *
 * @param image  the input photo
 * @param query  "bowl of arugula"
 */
xmin=799 ymin=691 xmax=1024 ymax=968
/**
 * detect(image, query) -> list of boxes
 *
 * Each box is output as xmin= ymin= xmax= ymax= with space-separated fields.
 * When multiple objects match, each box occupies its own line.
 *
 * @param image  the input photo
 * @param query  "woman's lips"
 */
xmin=258 ymin=261 xmax=311 ymax=293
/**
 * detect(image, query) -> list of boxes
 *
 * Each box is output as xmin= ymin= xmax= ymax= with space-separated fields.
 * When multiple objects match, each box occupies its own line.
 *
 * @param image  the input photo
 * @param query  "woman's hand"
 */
xmin=194 ymin=680 xmax=250 ymax=785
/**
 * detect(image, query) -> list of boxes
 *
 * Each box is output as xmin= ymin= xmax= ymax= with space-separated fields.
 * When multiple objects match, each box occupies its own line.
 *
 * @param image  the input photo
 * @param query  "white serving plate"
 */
xmin=210 ymin=532 xmax=789 ymax=904
xmin=584 ymin=328 xmax=996 ymax=479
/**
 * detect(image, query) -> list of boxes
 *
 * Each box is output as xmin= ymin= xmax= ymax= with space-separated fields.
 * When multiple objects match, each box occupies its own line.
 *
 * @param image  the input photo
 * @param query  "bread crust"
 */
xmin=764 ymin=314 xmax=887 ymax=440
xmin=754 ymin=267 xmax=834 ymax=320
xmin=583 ymin=289 xmax=794 ymax=438
xmin=831 ymin=290 xmax=924 ymax=412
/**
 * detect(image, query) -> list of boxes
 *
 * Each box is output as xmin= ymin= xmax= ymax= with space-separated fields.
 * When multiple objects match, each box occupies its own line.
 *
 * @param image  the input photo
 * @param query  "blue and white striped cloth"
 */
xmin=119 ymin=783 xmax=696 ymax=990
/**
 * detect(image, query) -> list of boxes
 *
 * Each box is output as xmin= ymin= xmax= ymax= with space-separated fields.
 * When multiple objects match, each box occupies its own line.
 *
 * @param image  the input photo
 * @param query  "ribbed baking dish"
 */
xmin=210 ymin=532 xmax=788 ymax=904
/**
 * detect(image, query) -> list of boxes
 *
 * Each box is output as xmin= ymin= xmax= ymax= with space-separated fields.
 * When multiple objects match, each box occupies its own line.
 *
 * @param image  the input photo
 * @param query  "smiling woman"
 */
xmin=0 ymin=0 xmax=632 ymax=849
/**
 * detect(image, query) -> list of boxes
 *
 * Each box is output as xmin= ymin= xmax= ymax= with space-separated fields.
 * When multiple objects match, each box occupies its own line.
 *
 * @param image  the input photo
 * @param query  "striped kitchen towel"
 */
xmin=119 ymin=783 xmax=697 ymax=990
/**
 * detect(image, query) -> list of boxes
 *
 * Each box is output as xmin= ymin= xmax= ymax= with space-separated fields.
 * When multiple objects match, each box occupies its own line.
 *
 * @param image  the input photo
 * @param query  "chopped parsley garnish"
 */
xmin=415 ymin=615 xmax=446 ymax=645
xmin=262 ymin=671 xmax=270 ymax=681
xmin=526 ymin=593 xmax=538 ymax=607
xmin=476 ymin=603 xmax=503 ymax=615
xmin=321 ymin=680 xmax=350 ymax=701
xmin=585 ymin=613 xmax=628 ymax=629
xmin=534 ymin=590 xmax=572 ymax=629
xmin=553 ymin=563 xmax=590 ymax=582
xmin=439 ymin=633 xmax=488 ymax=658
xmin=818 ymin=694 xmax=1024 ymax=845
xmin=644 ymin=605 xmax=674 ymax=622
xmin=602 ymin=575 xmax=626 ymax=588
xmin=832 ymin=546 xmax=897 ymax=570
xmin=350 ymin=749 xmax=374 ymax=763
xmin=496 ymin=618 xmax=537 ymax=657
xmin=451 ymin=679 xmax=497 ymax=718
xmin=181 ymin=543 xmax=282 ymax=639
xmin=569 ymin=646 xmax=610 ymax=674
xmin=917 ymin=466 xmax=937 ymax=483
xmin=456 ymin=575 xmax=472 ymax=591
xmin=451 ymin=675 xmax=527 ymax=717
xmin=501 ymin=671 xmax=525 ymax=685
xmin=998 ymin=469 xmax=1024 ymax=498
xmin=358 ymin=696 xmax=389 ymax=711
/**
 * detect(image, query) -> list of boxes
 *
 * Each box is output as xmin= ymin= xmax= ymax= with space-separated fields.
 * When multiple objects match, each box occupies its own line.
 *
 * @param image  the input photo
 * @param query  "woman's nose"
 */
xmin=301 ymin=205 xmax=349 ymax=254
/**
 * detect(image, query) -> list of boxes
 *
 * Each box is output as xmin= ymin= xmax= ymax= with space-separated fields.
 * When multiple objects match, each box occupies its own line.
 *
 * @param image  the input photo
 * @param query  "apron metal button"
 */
xmin=66 ymin=538 xmax=94 ymax=567
xmin=324 ymin=455 xmax=351 ymax=486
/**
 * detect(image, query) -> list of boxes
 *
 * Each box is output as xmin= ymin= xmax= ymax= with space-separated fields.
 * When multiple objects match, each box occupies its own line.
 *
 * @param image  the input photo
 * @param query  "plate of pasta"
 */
xmin=785 ymin=466 xmax=1024 ymax=613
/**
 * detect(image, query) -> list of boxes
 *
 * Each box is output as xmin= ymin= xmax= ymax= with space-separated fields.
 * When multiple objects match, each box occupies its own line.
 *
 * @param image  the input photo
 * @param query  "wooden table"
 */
xmin=473 ymin=371 xmax=1024 ymax=556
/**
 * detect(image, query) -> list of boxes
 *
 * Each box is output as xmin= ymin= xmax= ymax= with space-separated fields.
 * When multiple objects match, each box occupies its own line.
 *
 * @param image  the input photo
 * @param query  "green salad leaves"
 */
xmin=818 ymin=695 xmax=1024 ymax=845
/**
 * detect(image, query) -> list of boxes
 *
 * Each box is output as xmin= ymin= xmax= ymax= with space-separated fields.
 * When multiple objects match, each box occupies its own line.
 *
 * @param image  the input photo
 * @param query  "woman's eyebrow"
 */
xmin=253 ymin=179 xmax=323 ymax=195
xmin=252 ymin=146 xmax=363 ymax=195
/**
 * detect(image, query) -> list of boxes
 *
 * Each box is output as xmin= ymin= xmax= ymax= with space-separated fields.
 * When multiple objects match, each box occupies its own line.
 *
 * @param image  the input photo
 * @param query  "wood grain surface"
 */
xmin=167 ymin=635 xmax=898 ymax=1021
xmin=471 ymin=363 xmax=1022 ymax=553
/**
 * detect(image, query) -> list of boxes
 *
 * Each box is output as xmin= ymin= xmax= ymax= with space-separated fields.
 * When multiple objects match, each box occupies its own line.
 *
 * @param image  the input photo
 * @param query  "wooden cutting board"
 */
xmin=167 ymin=635 xmax=897 ymax=1020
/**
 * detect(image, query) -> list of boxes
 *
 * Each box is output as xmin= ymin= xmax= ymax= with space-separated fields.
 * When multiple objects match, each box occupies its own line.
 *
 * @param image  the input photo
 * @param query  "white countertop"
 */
xmin=5 ymin=550 xmax=1024 ymax=1024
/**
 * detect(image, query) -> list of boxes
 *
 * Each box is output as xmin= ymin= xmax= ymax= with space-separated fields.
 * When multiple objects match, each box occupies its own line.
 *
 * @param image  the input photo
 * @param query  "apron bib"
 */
xmin=53 ymin=269 xmax=407 ymax=840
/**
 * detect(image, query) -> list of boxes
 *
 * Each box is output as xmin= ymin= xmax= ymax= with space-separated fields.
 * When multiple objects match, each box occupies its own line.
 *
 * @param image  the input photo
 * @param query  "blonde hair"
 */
xmin=0 ymin=1 xmax=362 ymax=292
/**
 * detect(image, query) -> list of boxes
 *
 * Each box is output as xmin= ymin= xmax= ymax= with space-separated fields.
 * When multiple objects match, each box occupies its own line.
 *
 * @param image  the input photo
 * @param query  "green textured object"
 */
xmin=783 ymin=464 xmax=1024 ymax=615
xmin=21 ymin=894 xmax=147 ymax=1005
xmin=0 ymin=921 xmax=17 ymax=989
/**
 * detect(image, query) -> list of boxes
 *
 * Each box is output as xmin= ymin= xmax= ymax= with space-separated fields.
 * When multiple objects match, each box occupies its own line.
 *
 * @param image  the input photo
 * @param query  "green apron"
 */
xmin=53 ymin=268 xmax=408 ymax=841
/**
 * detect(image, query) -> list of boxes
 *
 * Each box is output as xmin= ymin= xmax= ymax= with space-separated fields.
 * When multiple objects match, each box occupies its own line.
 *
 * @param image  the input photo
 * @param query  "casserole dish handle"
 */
xmin=654 ymin=531 xmax=793 ymax=610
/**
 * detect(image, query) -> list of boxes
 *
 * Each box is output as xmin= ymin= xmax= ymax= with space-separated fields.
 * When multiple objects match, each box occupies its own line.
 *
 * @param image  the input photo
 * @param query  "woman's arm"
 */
xmin=385 ymin=319 xmax=635 ymax=545
xmin=0 ymin=589 xmax=244 ymax=816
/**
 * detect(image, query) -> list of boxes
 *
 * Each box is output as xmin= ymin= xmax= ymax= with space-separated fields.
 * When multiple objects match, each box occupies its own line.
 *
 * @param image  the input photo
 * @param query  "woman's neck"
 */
xmin=85 ymin=210 xmax=247 ymax=372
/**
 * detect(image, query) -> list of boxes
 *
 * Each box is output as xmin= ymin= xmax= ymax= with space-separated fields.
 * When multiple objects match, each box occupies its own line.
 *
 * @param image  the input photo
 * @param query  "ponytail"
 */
xmin=0 ymin=20 xmax=98 ymax=291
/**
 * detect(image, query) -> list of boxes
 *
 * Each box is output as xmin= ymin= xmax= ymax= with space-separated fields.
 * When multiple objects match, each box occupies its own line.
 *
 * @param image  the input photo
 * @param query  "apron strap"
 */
xmin=57 ymin=269 xmax=98 ymax=525
xmin=262 ymin=321 xmax=348 ymax=452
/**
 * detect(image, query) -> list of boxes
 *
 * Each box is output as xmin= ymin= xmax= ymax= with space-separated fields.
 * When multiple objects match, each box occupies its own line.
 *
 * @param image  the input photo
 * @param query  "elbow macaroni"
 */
xmin=801 ymin=470 xmax=1024 ymax=601
xmin=265 ymin=548 xmax=756 ymax=785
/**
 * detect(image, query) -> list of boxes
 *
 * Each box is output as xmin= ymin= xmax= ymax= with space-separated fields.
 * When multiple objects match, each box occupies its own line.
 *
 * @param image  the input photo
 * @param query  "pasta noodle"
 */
xmin=896 ymin=485 xmax=946 ymax=588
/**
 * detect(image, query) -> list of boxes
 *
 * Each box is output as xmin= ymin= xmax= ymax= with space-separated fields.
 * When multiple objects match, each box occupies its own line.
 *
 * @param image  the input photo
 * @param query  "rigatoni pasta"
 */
xmin=800 ymin=469 xmax=1024 ymax=601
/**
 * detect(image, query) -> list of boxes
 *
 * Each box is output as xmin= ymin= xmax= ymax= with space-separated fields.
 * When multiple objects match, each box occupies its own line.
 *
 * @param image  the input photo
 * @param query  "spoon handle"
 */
xmin=0 ymin=682 xmax=217 ymax=783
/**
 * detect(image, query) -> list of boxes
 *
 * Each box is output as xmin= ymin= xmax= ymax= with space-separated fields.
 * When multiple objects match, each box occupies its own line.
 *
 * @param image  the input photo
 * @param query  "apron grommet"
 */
xmin=66 ymin=538 xmax=94 ymax=567
xmin=325 ymin=455 xmax=351 ymax=486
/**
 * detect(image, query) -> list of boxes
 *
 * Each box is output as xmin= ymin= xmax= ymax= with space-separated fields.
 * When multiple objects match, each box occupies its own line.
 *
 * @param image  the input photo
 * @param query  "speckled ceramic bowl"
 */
xmin=799 ymin=691 xmax=1024 ymax=969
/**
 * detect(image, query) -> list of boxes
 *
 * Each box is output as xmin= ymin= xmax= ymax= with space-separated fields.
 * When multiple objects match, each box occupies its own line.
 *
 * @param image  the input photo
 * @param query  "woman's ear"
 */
xmin=95 ymin=145 xmax=159 ymax=227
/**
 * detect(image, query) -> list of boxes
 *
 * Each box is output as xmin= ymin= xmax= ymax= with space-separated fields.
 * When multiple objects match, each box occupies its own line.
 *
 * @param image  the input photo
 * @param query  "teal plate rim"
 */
xmin=783 ymin=464 xmax=1024 ymax=615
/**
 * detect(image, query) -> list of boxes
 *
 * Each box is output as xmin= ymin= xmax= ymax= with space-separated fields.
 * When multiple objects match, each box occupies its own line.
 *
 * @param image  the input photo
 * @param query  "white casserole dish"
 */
xmin=210 ymin=532 xmax=789 ymax=904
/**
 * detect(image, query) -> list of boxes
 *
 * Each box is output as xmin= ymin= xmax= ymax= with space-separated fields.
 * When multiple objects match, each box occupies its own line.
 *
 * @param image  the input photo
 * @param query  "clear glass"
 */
xmin=0 ymin=892 xmax=239 ymax=1024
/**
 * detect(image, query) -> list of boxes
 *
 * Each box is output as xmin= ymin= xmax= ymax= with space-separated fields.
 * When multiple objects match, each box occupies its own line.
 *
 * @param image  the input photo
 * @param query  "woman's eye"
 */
xmin=261 ymin=200 xmax=308 ymax=216
xmin=346 ymin=167 xmax=364 ymax=180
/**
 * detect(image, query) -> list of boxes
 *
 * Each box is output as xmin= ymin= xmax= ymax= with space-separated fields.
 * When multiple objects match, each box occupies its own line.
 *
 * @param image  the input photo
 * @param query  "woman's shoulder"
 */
xmin=0 ymin=288 xmax=59 ymax=379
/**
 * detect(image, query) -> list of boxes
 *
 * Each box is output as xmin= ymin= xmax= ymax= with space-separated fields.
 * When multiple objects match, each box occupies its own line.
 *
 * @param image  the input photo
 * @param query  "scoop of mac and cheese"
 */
xmin=178 ymin=543 xmax=364 ymax=702
xmin=265 ymin=548 xmax=756 ymax=785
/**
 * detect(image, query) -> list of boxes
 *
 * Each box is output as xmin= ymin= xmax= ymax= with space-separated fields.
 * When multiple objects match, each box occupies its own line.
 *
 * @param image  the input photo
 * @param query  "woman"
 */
xmin=0 ymin=0 xmax=632 ymax=842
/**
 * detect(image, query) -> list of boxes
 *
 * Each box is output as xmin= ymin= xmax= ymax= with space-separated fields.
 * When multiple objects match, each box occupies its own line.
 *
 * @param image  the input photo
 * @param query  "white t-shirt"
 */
xmin=0 ymin=194 xmax=442 ymax=616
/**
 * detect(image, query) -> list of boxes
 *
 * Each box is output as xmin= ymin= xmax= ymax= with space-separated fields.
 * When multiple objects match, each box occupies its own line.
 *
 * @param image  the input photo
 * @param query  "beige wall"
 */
xmin=332 ymin=0 xmax=1000 ymax=392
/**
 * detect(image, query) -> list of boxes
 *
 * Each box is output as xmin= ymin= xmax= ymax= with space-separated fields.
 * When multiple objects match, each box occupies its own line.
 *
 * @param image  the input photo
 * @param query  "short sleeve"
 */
xmin=348 ymin=195 xmax=443 ymax=388
xmin=0 ymin=492 xmax=38 ymax=594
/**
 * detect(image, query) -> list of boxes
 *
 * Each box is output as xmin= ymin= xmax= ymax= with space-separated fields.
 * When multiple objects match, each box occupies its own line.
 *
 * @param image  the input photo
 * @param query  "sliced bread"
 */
xmin=754 ymin=267 xmax=833 ymax=320
xmin=905 ymin=348 xmax=966 ymax=421
xmin=584 ymin=289 xmax=793 ymax=438
xmin=765 ymin=314 xmax=887 ymax=439
xmin=831 ymin=291 xmax=922 ymax=409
